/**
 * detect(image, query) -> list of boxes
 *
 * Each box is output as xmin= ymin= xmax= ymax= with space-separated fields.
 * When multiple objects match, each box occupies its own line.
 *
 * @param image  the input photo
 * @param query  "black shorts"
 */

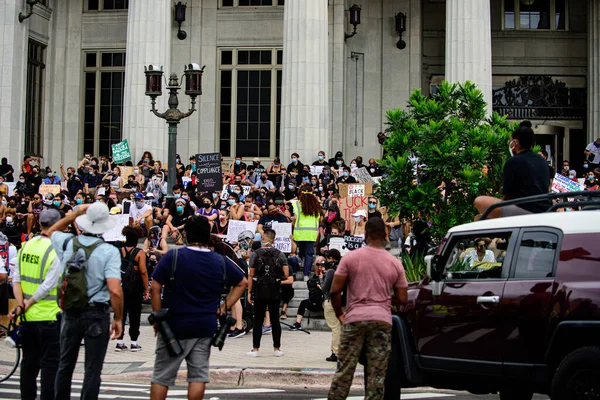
xmin=281 ymin=285 xmax=294 ymax=304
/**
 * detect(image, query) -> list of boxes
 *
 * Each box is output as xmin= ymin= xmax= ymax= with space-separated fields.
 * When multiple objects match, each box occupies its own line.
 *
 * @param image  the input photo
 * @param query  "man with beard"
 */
xmin=257 ymin=203 xmax=288 ymax=235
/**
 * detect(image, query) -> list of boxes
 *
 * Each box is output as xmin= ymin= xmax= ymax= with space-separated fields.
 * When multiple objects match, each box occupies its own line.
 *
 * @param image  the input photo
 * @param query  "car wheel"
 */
xmin=242 ymin=314 xmax=253 ymax=333
xmin=551 ymin=346 xmax=600 ymax=400
xmin=499 ymin=387 xmax=533 ymax=400
xmin=384 ymin=333 xmax=402 ymax=400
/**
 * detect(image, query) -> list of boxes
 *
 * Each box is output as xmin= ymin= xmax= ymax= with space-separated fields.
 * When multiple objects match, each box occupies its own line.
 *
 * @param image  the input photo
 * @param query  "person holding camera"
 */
xmin=149 ymin=215 xmax=247 ymax=400
xmin=8 ymin=209 xmax=62 ymax=400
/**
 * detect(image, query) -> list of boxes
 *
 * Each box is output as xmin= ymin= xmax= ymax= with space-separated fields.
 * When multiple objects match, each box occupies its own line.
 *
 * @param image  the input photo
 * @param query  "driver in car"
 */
xmin=464 ymin=238 xmax=496 ymax=268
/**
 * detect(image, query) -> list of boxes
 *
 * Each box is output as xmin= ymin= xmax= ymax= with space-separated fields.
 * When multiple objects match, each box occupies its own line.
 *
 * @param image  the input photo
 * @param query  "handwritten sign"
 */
xmin=310 ymin=166 xmax=325 ymax=176
xmin=552 ymin=173 xmax=584 ymax=193
xmin=338 ymin=183 xmax=372 ymax=199
xmin=111 ymin=140 xmax=132 ymax=164
xmin=102 ymin=214 xmax=130 ymax=242
xmin=5 ymin=182 xmax=16 ymax=196
xmin=220 ymin=189 xmax=230 ymax=200
xmin=352 ymin=167 xmax=375 ymax=184
xmin=226 ymin=220 xmax=258 ymax=244
xmin=271 ymin=222 xmax=292 ymax=253
xmin=227 ymin=184 xmax=252 ymax=197
xmin=338 ymin=196 xmax=368 ymax=223
xmin=181 ymin=176 xmax=192 ymax=189
xmin=196 ymin=153 xmax=223 ymax=191
xmin=344 ymin=235 xmax=364 ymax=250
xmin=328 ymin=235 xmax=364 ymax=256
xmin=347 ymin=184 xmax=365 ymax=198
xmin=38 ymin=184 xmax=61 ymax=196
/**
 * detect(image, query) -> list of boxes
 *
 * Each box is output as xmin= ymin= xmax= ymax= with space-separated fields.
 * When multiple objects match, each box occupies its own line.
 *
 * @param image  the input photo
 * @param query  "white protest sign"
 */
xmin=347 ymin=184 xmax=365 ymax=198
xmin=182 ymin=176 xmax=192 ymax=189
xmin=551 ymin=173 xmax=584 ymax=193
xmin=328 ymin=236 xmax=349 ymax=256
xmin=310 ymin=166 xmax=324 ymax=176
xmin=220 ymin=189 xmax=229 ymax=200
xmin=102 ymin=214 xmax=129 ymax=242
xmin=242 ymin=185 xmax=252 ymax=197
xmin=97 ymin=187 xmax=106 ymax=196
xmin=271 ymin=222 xmax=292 ymax=253
xmin=352 ymin=167 xmax=375 ymax=184
xmin=6 ymin=182 xmax=16 ymax=196
xmin=226 ymin=220 xmax=258 ymax=244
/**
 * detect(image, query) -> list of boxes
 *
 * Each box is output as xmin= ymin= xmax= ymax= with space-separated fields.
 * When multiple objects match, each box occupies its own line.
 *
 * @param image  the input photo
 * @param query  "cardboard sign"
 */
xmin=310 ymin=166 xmax=324 ymax=176
xmin=102 ymin=214 xmax=129 ymax=242
xmin=338 ymin=196 xmax=368 ymax=223
xmin=226 ymin=220 xmax=258 ymax=244
xmin=272 ymin=222 xmax=292 ymax=253
xmin=338 ymin=183 xmax=372 ymax=199
xmin=111 ymin=140 xmax=132 ymax=164
xmin=196 ymin=153 xmax=223 ymax=192
xmin=120 ymin=166 xmax=134 ymax=178
xmin=552 ymin=173 xmax=584 ymax=193
xmin=328 ymin=235 xmax=364 ymax=256
xmin=38 ymin=184 xmax=61 ymax=196
xmin=347 ymin=184 xmax=365 ymax=198
xmin=352 ymin=167 xmax=375 ymax=183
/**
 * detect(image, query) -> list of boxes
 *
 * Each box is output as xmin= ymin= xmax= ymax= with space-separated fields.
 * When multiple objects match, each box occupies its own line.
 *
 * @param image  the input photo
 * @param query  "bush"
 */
xmin=378 ymin=81 xmax=516 ymax=241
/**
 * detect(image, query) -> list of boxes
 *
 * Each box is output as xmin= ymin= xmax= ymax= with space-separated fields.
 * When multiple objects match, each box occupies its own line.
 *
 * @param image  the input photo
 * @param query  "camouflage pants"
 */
xmin=328 ymin=321 xmax=392 ymax=400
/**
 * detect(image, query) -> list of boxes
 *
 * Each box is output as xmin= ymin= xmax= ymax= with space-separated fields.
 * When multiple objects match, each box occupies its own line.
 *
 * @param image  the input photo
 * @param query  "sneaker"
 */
xmin=130 ymin=344 xmax=142 ymax=352
xmin=228 ymin=329 xmax=246 ymax=339
xmin=262 ymin=325 xmax=272 ymax=334
xmin=273 ymin=349 xmax=284 ymax=357
xmin=288 ymin=322 xmax=302 ymax=331
xmin=326 ymin=352 xmax=338 ymax=362
xmin=280 ymin=311 xmax=287 ymax=320
xmin=115 ymin=343 xmax=128 ymax=352
xmin=246 ymin=349 xmax=259 ymax=357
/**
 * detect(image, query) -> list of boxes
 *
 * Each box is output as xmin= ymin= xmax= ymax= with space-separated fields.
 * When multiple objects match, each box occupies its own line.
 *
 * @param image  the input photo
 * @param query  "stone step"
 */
xmin=280 ymin=317 xmax=331 ymax=332
xmin=284 ymin=307 xmax=324 ymax=318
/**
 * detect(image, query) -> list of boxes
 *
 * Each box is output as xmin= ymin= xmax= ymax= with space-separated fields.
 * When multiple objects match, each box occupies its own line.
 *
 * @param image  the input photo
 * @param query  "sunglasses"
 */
xmin=369 ymin=202 xmax=377 ymax=205
xmin=316 ymin=262 xmax=325 ymax=266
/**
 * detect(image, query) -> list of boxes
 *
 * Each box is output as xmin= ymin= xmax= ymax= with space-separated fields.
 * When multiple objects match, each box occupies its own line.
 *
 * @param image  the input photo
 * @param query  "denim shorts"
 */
xmin=151 ymin=335 xmax=212 ymax=387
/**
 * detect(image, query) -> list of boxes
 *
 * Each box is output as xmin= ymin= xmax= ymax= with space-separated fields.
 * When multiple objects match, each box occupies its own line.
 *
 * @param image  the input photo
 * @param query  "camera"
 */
xmin=4 ymin=312 xmax=27 ymax=348
xmin=148 ymin=309 xmax=183 ymax=357
xmin=211 ymin=314 xmax=236 ymax=351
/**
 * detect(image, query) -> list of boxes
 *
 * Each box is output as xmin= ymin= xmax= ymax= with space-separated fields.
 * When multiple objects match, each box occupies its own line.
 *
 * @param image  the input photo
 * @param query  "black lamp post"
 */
xmin=144 ymin=63 xmax=205 ymax=196
xmin=345 ymin=4 xmax=362 ymax=41
xmin=18 ymin=0 xmax=39 ymax=23
xmin=395 ymin=12 xmax=407 ymax=50
xmin=174 ymin=1 xmax=187 ymax=40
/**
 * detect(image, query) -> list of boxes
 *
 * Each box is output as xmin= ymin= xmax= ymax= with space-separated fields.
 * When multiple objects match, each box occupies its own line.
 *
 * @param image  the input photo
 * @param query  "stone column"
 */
xmin=445 ymin=0 xmax=493 ymax=116
xmin=122 ymin=0 xmax=172 ymax=163
xmin=588 ymin=0 xmax=600 ymax=142
xmin=0 ymin=0 xmax=28 ymax=159
xmin=281 ymin=0 xmax=329 ymax=162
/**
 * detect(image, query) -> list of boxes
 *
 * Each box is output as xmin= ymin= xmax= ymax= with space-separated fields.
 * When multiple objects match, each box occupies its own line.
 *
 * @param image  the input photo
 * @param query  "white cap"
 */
xmin=352 ymin=209 xmax=367 ymax=218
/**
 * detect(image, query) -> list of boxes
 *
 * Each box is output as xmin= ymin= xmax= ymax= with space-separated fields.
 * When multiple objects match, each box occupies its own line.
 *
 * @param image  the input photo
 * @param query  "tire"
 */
xmin=499 ymin=387 xmax=533 ymax=400
xmin=384 ymin=333 xmax=402 ymax=400
xmin=0 ymin=325 xmax=21 ymax=383
xmin=551 ymin=346 xmax=600 ymax=400
xmin=242 ymin=314 xmax=254 ymax=334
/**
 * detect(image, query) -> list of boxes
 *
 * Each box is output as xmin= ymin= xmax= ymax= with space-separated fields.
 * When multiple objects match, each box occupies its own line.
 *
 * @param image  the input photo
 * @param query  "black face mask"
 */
xmin=203 ymin=203 xmax=211 ymax=209
xmin=261 ymin=176 xmax=267 ymax=181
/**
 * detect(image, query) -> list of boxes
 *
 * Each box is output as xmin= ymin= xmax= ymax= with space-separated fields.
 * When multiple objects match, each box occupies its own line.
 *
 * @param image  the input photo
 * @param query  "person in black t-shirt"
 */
xmin=475 ymin=124 xmax=551 ymax=219
xmin=257 ymin=203 xmax=289 ymax=234
xmin=367 ymin=196 xmax=382 ymax=220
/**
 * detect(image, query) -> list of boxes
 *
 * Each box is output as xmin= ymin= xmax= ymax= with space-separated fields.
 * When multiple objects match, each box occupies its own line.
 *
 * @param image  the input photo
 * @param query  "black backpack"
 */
xmin=120 ymin=247 xmax=142 ymax=294
xmin=253 ymin=248 xmax=283 ymax=302
xmin=307 ymin=273 xmax=324 ymax=304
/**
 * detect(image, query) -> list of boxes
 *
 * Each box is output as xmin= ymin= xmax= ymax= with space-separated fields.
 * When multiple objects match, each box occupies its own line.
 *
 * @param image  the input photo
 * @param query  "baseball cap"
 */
xmin=133 ymin=192 xmax=144 ymax=200
xmin=109 ymin=207 xmax=122 ymax=215
xmin=352 ymin=209 xmax=367 ymax=218
xmin=253 ymin=157 xmax=260 ymax=163
xmin=39 ymin=208 xmax=61 ymax=226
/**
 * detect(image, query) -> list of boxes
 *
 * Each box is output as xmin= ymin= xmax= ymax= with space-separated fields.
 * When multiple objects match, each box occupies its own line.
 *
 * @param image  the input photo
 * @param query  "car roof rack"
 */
xmin=479 ymin=191 xmax=600 ymax=221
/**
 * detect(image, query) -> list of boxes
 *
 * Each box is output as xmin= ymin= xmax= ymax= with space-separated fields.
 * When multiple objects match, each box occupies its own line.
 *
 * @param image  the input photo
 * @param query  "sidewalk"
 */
xmin=76 ymin=324 xmax=355 ymax=388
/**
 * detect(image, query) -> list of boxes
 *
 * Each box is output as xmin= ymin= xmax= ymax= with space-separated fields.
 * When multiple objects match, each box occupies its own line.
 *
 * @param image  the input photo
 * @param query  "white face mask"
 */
xmin=354 ymin=216 xmax=361 ymax=223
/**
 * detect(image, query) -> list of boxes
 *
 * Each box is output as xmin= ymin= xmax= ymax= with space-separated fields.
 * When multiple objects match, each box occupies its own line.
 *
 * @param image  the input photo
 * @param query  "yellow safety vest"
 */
xmin=18 ymin=237 xmax=61 ymax=322
xmin=292 ymin=200 xmax=319 ymax=242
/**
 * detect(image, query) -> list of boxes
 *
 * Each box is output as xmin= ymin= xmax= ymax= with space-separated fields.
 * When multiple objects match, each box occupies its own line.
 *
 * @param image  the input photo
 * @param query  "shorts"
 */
xmin=151 ymin=335 xmax=212 ymax=387
xmin=500 ymin=205 xmax=533 ymax=217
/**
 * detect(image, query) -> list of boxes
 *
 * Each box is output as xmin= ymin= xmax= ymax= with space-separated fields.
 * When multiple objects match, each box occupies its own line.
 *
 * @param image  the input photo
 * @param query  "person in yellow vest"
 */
xmin=291 ymin=184 xmax=322 ymax=279
xmin=9 ymin=208 xmax=63 ymax=400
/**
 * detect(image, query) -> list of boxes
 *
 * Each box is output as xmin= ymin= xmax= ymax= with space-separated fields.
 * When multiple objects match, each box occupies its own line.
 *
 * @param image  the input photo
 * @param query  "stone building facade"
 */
xmin=0 ymin=0 xmax=597 ymax=170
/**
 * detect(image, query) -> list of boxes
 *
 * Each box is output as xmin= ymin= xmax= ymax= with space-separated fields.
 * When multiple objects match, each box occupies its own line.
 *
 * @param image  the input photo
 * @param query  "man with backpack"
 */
xmin=247 ymin=228 xmax=289 ymax=357
xmin=8 ymin=209 xmax=62 ymax=400
xmin=288 ymin=256 xmax=326 ymax=332
xmin=48 ymin=203 xmax=124 ymax=400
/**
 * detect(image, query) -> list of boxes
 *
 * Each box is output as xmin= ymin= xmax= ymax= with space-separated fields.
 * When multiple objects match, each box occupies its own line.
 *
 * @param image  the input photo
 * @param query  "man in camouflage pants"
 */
xmin=328 ymin=218 xmax=408 ymax=400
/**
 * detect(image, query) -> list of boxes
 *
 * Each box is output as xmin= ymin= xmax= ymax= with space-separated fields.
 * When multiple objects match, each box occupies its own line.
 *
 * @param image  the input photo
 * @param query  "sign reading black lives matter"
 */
xmin=196 ymin=153 xmax=223 ymax=191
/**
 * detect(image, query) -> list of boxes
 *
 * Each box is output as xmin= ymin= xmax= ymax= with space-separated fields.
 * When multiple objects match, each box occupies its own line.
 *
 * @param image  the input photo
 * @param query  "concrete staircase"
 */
xmin=282 ymin=280 xmax=330 ymax=331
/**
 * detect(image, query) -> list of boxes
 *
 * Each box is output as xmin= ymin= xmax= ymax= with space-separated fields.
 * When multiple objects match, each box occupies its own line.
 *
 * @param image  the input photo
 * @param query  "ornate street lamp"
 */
xmin=345 ymin=4 xmax=362 ymax=41
xmin=174 ymin=1 xmax=188 ymax=40
xmin=144 ymin=63 xmax=205 ymax=196
xmin=18 ymin=0 xmax=40 ymax=23
xmin=395 ymin=12 xmax=407 ymax=50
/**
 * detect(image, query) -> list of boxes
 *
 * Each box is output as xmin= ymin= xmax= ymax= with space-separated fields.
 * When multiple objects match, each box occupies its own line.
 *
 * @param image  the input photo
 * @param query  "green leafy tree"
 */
xmin=378 ymin=81 xmax=517 ymax=241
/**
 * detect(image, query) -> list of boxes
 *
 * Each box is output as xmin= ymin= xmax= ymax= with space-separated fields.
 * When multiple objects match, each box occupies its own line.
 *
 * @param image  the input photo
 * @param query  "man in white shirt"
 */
xmin=254 ymin=172 xmax=275 ymax=193
xmin=129 ymin=192 xmax=153 ymax=233
xmin=464 ymin=238 xmax=496 ymax=267
xmin=584 ymin=138 xmax=600 ymax=170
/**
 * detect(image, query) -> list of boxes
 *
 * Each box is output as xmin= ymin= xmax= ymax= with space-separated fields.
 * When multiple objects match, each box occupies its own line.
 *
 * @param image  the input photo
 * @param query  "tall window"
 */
xmin=86 ymin=0 xmax=128 ymax=11
xmin=82 ymin=51 xmax=126 ymax=157
xmin=504 ymin=0 xmax=567 ymax=30
xmin=25 ymin=41 xmax=46 ymax=156
xmin=220 ymin=0 xmax=284 ymax=7
xmin=218 ymin=49 xmax=282 ymax=158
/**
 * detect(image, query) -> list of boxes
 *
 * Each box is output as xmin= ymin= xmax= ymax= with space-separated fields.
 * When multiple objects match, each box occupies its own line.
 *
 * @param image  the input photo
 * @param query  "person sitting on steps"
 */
xmin=289 ymin=256 xmax=326 ymax=331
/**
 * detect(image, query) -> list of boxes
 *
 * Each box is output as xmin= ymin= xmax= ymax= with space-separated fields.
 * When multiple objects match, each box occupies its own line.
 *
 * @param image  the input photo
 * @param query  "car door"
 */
xmin=414 ymin=229 xmax=518 ymax=375
xmin=500 ymin=228 xmax=561 ymax=380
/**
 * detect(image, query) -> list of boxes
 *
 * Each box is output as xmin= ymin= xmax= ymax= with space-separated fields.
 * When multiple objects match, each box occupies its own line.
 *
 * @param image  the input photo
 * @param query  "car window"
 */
xmin=444 ymin=233 xmax=511 ymax=280
xmin=514 ymin=231 xmax=558 ymax=279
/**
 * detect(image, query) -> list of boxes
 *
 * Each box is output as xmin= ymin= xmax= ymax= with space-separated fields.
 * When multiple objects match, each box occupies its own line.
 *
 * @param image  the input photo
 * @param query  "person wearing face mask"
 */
xmin=349 ymin=160 xmax=358 ymax=170
xmin=267 ymin=157 xmax=283 ymax=175
xmin=0 ymin=176 xmax=9 ymax=197
xmin=284 ymin=181 xmax=298 ymax=201
xmin=128 ymin=192 xmax=153 ymax=235
xmin=230 ymin=156 xmax=247 ymax=175
xmin=257 ymin=203 xmax=289 ymax=235
xmin=367 ymin=158 xmax=382 ymax=177
xmin=0 ymin=157 xmax=15 ymax=182
xmin=350 ymin=210 xmax=367 ymax=236
xmin=211 ymin=209 xmax=230 ymax=235
xmin=163 ymin=198 xmax=192 ymax=245
xmin=16 ymin=174 xmax=33 ymax=196
xmin=474 ymin=122 xmax=551 ymax=219
xmin=84 ymin=166 xmax=103 ymax=195
xmin=354 ymin=156 xmax=364 ymax=169
xmin=137 ymin=151 xmax=155 ymax=167
xmin=255 ymin=172 xmax=275 ymax=193
xmin=197 ymin=196 xmax=218 ymax=222
xmin=367 ymin=196 xmax=382 ymax=220
xmin=287 ymin=152 xmax=304 ymax=175
xmin=313 ymin=151 xmax=328 ymax=166
xmin=318 ymin=165 xmax=335 ymax=186
xmin=275 ymin=167 xmax=290 ymax=191
xmin=336 ymin=167 xmax=357 ymax=184
xmin=584 ymin=172 xmax=599 ymax=190
xmin=242 ymin=166 xmax=258 ymax=186
xmin=43 ymin=170 xmax=61 ymax=185
xmin=132 ymin=166 xmax=145 ymax=187
xmin=28 ymin=167 xmax=43 ymax=194
xmin=146 ymin=172 xmax=167 ymax=202
xmin=227 ymin=193 xmax=245 ymax=221
xmin=568 ymin=169 xmax=578 ymax=182
xmin=328 ymin=151 xmax=344 ymax=168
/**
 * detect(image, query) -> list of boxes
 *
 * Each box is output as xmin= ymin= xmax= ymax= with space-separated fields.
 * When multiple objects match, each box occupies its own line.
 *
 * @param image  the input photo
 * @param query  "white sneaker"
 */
xmin=273 ymin=349 xmax=284 ymax=357
xmin=246 ymin=350 xmax=259 ymax=357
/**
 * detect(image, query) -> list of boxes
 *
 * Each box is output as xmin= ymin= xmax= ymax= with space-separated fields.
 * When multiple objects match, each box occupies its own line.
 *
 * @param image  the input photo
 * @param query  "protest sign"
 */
xmin=5 ymin=182 xmax=16 ymax=196
xmin=352 ymin=167 xmax=375 ymax=184
xmin=181 ymin=176 xmax=192 ymax=189
xmin=102 ymin=214 xmax=129 ymax=242
xmin=338 ymin=196 xmax=368 ymax=223
xmin=338 ymin=183 xmax=372 ymax=198
xmin=227 ymin=184 xmax=251 ymax=197
xmin=120 ymin=166 xmax=134 ymax=178
xmin=226 ymin=220 xmax=258 ymax=243
xmin=111 ymin=140 xmax=132 ymax=164
xmin=196 ymin=153 xmax=223 ymax=192
xmin=310 ymin=166 xmax=324 ymax=176
xmin=347 ymin=184 xmax=365 ymax=198
xmin=220 ymin=189 xmax=230 ymax=200
xmin=552 ymin=173 xmax=584 ymax=193
xmin=344 ymin=235 xmax=364 ymax=250
xmin=272 ymin=222 xmax=292 ymax=253
xmin=328 ymin=235 xmax=365 ymax=256
xmin=38 ymin=184 xmax=61 ymax=196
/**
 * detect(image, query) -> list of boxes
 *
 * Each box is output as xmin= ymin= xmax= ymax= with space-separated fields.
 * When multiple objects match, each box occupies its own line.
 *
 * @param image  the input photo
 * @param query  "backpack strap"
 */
xmin=169 ymin=249 xmax=178 ymax=285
